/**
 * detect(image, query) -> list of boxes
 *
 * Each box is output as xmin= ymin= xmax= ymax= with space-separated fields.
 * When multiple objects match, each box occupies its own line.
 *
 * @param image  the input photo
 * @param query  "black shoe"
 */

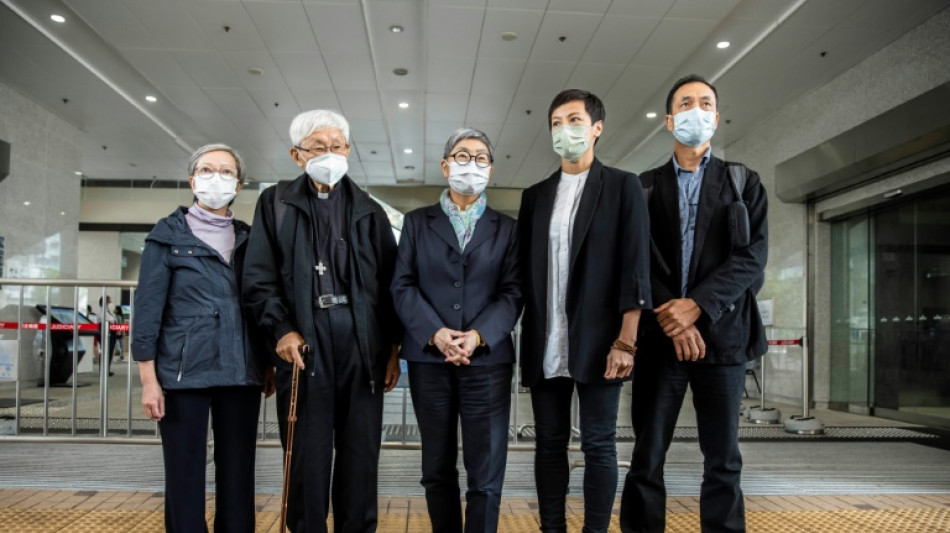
xmin=109 ymin=372 xmax=115 ymax=376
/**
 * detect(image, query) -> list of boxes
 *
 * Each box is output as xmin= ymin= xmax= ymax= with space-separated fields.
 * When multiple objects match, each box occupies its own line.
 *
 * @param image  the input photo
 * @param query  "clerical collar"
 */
xmin=308 ymin=178 xmax=340 ymax=201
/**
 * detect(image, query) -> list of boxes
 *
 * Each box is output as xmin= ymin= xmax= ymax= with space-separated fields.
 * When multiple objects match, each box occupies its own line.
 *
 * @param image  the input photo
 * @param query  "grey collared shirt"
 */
xmin=672 ymin=149 xmax=711 ymax=297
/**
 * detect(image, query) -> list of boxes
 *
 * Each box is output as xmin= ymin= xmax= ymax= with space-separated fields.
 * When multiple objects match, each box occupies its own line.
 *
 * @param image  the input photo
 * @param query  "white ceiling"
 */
xmin=0 ymin=0 xmax=946 ymax=192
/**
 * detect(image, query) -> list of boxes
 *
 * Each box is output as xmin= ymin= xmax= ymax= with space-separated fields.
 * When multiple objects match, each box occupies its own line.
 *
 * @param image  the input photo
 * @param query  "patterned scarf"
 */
xmin=440 ymin=189 xmax=487 ymax=251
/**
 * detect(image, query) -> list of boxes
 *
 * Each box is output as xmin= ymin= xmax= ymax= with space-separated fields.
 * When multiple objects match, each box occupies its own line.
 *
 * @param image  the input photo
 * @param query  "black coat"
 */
xmin=638 ymin=155 xmax=769 ymax=364
xmin=391 ymin=203 xmax=521 ymax=366
xmin=517 ymin=158 xmax=652 ymax=386
xmin=132 ymin=207 xmax=264 ymax=389
xmin=242 ymin=174 xmax=402 ymax=388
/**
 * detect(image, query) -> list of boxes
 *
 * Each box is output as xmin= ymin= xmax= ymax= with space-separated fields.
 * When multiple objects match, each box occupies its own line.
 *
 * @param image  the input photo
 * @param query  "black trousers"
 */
xmin=620 ymin=355 xmax=747 ymax=533
xmin=408 ymin=361 xmax=512 ymax=533
xmin=159 ymin=386 xmax=261 ymax=533
xmin=531 ymin=377 xmax=622 ymax=533
xmin=277 ymin=306 xmax=384 ymax=533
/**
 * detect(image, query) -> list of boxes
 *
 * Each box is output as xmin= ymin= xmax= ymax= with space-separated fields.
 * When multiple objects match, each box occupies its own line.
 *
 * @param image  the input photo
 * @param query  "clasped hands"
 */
xmin=655 ymin=298 xmax=706 ymax=361
xmin=432 ymin=327 xmax=479 ymax=366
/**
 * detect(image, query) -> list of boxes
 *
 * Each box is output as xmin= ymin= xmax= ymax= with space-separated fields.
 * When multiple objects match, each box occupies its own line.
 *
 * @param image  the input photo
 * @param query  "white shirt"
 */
xmin=542 ymin=169 xmax=590 ymax=379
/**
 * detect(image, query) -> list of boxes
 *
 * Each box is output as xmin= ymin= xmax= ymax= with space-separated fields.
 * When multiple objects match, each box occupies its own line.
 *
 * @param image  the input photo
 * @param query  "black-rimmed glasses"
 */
xmin=449 ymin=151 xmax=493 ymax=168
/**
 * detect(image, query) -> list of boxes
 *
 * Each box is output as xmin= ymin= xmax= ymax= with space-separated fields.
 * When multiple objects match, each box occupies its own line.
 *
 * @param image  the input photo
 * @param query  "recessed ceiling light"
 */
xmin=404 ymin=165 xmax=415 ymax=170
xmin=60 ymin=211 xmax=66 ymax=216
xmin=390 ymin=25 xmax=403 ymax=33
xmin=247 ymin=67 xmax=264 ymax=76
xmin=74 ymin=171 xmax=82 ymax=175
xmin=23 ymin=201 xmax=31 ymax=206
xmin=501 ymin=31 xmax=518 ymax=41
xmin=403 ymin=148 xmax=413 ymax=154
xmin=398 ymin=102 xmax=409 ymax=109
xmin=393 ymin=67 xmax=409 ymax=76
xmin=717 ymin=41 xmax=731 ymax=49
xmin=145 ymin=95 xmax=157 ymax=102
xmin=50 ymin=14 xmax=65 ymax=23
xmin=646 ymin=112 xmax=657 ymax=119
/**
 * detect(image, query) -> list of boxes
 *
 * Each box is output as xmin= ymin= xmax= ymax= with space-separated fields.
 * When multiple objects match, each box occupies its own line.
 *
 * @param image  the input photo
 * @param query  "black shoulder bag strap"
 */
xmin=273 ymin=181 xmax=291 ymax=236
xmin=725 ymin=162 xmax=751 ymax=248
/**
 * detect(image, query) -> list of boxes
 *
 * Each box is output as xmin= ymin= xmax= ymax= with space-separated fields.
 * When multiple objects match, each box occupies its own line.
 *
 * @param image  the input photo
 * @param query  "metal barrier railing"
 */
xmin=0 ymin=278 xmax=550 ymax=448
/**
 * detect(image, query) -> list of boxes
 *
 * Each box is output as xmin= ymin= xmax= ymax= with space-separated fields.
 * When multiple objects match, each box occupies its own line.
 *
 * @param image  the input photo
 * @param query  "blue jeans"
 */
xmin=620 ymin=356 xmax=747 ymax=533
xmin=531 ymin=377 xmax=622 ymax=533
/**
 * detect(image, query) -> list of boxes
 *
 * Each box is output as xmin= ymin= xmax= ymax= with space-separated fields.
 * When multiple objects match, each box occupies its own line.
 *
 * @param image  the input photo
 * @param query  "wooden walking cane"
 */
xmin=280 ymin=344 xmax=311 ymax=533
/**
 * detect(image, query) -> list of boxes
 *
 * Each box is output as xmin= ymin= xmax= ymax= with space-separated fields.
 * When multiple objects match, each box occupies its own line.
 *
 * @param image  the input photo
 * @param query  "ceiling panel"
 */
xmin=529 ymin=11 xmax=603 ymax=63
xmin=244 ymin=2 xmax=319 ymax=53
xmin=471 ymin=58 xmax=528 ymax=96
xmin=465 ymin=93 xmax=512 ymax=124
xmin=426 ymin=55 xmax=476 ymax=92
xmin=65 ymin=0 xmax=162 ymax=49
xmin=606 ymin=0 xmax=676 ymax=17
xmin=122 ymin=0 xmax=213 ymax=51
xmin=305 ymin=3 xmax=371 ymax=57
xmin=203 ymin=87 xmax=264 ymax=117
xmin=337 ymin=90 xmax=383 ymax=120
xmin=184 ymin=0 xmax=268 ymax=52
xmin=120 ymin=49 xmax=196 ymax=88
xmin=354 ymin=143 xmax=393 ymax=162
xmin=579 ymin=16 xmax=660 ymax=65
xmin=632 ymin=18 xmax=719 ymax=67
xmin=322 ymin=53 xmax=377 ymax=91
xmin=271 ymin=52 xmax=334 ymax=92
xmin=478 ymin=9 xmax=545 ymax=60
xmin=547 ymin=0 xmax=611 ymax=13
xmin=172 ymin=50 xmax=242 ymax=89
xmin=347 ymin=119 xmax=389 ymax=143
xmin=427 ymin=6 xmax=484 ymax=60
xmin=668 ymin=0 xmax=743 ymax=20
xmin=287 ymin=89 xmax=341 ymax=114
xmin=426 ymin=93 xmax=468 ymax=123
xmin=565 ymin=63 xmax=625 ymax=98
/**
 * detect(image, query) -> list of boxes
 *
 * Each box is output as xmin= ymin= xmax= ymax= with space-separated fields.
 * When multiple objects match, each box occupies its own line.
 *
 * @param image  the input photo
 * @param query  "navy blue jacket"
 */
xmin=132 ymin=207 xmax=264 ymax=389
xmin=392 ymin=203 xmax=521 ymax=365
xmin=638 ymin=156 xmax=769 ymax=364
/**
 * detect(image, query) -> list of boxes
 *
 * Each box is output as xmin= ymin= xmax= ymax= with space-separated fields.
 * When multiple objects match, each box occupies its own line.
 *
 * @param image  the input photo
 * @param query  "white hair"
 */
xmin=289 ymin=109 xmax=350 ymax=146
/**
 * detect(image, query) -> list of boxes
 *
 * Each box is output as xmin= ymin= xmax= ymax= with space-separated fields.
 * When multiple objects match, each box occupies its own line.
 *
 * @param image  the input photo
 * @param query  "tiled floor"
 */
xmin=1 ymin=490 xmax=949 ymax=532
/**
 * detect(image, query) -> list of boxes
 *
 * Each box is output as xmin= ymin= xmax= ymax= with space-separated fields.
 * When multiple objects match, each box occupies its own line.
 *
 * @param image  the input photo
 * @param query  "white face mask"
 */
xmin=672 ymin=107 xmax=717 ymax=147
xmin=447 ymin=161 xmax=490 ymax=196
xmin=192 ymin=175 xmax=237 ymax=209
xmin=305 ymin=153 xmax=348 ymax=187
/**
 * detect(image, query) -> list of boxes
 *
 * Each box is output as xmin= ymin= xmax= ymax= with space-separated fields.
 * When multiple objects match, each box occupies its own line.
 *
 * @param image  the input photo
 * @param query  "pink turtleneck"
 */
xmin=185 ymin=203 xmax=235 ymax=262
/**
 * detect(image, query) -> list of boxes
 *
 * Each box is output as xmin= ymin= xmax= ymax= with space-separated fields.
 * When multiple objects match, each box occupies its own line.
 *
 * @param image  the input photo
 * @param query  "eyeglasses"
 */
xmin=295 ymin=144 xmax=348 ymax=157
xmin=194 ymin=166 xmax=239 ymax=181
xmin=449 ymin=151 xmax=493 ymax=168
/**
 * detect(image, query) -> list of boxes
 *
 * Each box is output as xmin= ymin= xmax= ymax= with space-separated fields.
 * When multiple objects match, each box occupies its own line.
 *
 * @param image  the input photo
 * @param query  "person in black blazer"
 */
xmin=619 ymin=75 xmax=769 ymax=533
xmin=518 ymin=89 xmax=652 ymax=533
xmin=391 ymin=127 xmax=522 ymax=533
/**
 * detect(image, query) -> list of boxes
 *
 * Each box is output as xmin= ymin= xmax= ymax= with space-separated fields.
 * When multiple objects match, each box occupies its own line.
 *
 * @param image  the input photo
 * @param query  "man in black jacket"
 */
xmin=620 ymin=75 xmax=769 ymax=533
xmin=518 ymin=89 xmax=651 ymax=533
xmin=243 ymin=109 xmax=402 ymax=532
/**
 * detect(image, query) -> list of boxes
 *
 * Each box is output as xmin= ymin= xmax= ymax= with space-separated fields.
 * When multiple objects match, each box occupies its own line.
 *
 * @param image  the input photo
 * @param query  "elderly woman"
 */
xmin=391 ymin=128 xmax=522 ymax=532
xmin=133 ymin=143 xmax=271 ymax=533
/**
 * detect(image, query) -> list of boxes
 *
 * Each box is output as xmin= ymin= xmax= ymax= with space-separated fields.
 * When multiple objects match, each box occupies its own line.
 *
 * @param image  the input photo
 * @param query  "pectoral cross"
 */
xmin=314 ymin=261 xmax=327 ymax=276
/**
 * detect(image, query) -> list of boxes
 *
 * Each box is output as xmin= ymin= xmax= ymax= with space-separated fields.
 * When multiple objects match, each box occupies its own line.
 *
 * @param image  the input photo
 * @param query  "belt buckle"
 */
xmin=318 ymin=294 xmax=336 ymax=309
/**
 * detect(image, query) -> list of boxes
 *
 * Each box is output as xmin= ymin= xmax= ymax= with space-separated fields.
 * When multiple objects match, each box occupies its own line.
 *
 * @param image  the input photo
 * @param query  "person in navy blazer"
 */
xmin=391 ymin=127 xmax=522 ymax=533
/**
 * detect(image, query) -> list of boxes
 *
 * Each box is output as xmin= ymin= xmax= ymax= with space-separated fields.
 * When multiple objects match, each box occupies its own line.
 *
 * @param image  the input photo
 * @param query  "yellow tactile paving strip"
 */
xmin=1 ymin=490 xmax=949 ymax=532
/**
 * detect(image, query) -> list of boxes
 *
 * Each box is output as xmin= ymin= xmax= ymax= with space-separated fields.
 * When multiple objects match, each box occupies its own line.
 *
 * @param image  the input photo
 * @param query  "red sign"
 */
xmin=0 ymin=322 xmax=127 ymax=332
xmin=767 ymin=338 xmax=802 ymax=346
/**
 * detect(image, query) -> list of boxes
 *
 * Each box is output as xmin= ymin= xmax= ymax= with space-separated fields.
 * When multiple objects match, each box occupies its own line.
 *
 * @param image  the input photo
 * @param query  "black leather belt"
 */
xmin=317 ymin=294 xmax=349 ymax=309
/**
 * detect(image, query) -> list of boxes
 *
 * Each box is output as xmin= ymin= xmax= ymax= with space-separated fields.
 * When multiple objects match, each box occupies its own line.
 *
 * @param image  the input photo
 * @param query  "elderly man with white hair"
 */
xmin=243 ymin=109 xmax=402 ymax=532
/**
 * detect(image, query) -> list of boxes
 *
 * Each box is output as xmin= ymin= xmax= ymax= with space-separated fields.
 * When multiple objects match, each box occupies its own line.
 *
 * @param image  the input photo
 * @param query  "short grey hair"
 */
xmin=187 ymin=143 xmax=247 ymax=183
xmin=289 ymin=109 xmax=350 ymax=146
xmin=442 ymin=127 xmax=494 ymax=160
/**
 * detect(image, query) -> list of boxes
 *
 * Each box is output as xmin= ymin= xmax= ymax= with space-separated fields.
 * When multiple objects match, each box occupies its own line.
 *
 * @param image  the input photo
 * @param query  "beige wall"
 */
xmin=0 ymin=80 xmax=81 ymax=280
xmin=725 ymin=7 xmax=950 ymax=405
